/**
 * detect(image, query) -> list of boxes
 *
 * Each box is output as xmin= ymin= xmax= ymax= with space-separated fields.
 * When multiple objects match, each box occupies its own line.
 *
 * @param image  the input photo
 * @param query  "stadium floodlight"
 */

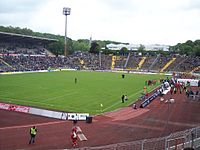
xmin=63 ymin=7 xmax=71 ymax=56
xmin=99 ymin=51 xmax=103 ymax=69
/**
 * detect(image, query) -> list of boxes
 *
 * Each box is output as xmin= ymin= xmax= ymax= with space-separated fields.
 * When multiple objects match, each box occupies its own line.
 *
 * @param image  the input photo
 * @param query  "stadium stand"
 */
xmin=125 ymin=53 xmax=141 ymax=70
xmin=150 ymin=55 xmax=173 ymax=72
xmin=0 ymin=31 xmax=200 ymax=73
xmin=100 ymin=54 xmax=112 ymax=70
xmin=114 ymin=55 xmax=127 ymax=69
xmin=140 ymin=55 xmax=157 ymax=71
xmin=166 ymin=55 xmax=184 ymax=72
xmin=160 ymin=57 xmax=176 ymax=72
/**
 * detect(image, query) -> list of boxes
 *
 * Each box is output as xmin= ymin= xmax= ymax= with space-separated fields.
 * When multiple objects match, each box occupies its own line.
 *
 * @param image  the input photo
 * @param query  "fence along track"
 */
xmin=72 ymin=126 xmax=200 ymax=150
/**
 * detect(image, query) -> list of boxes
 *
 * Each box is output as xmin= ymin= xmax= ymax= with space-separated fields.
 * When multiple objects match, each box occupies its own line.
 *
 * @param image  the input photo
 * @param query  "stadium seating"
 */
xmin=0 ymin=41 xmax=200 ymax=73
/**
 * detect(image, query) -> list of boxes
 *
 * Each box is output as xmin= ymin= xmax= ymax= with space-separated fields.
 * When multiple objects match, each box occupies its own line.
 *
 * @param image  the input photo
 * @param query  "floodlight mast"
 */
xmin=63 ymin=7 xmax=71 ymax=56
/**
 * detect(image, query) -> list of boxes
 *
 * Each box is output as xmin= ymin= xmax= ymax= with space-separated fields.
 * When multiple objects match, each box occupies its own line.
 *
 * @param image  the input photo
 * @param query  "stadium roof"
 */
xmin=0 ymin=31 xmax=58 ymax=45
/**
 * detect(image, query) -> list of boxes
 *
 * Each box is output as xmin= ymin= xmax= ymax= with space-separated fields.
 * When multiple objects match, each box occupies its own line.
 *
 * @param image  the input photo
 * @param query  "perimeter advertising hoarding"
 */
xmin=0 ymin=103 xmax=30 ymax=113
xmin=68 ymin=113 xmax=89 ymax=120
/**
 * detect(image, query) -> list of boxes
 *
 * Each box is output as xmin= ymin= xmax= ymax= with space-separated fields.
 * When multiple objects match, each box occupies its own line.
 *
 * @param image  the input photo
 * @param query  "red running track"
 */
xmin=0 ymin=86 xmax=200 ymax=149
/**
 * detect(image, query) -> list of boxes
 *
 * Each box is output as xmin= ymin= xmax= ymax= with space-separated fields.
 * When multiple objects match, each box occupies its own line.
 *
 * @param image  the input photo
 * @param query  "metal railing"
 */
xmin=73 ymin=126 xmax=200 ymax=150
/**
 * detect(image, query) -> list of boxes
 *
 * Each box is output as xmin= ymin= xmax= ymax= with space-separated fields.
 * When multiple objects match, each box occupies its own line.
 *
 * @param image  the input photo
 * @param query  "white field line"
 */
xmin=0 ymin=97 xmax=77 ymax=111
xmin=102 ymin=85 xmax=160 ymax=112
xmin=30 ymin=88 xmax=77 ymax=102
xmin=0 ymin=120 xmax=66 ymax=130
xmin=1 ymin=88 xmax=77 ymax=104
xmin=1 ymin=85 xmax=160 ymax=114
xmin=40 ymin=91 xmax=78 ymax=102
xmin=0 ymin=86 xmax=76 ymax=103
xmin=102 ymin=89 xmax=144 ymax=111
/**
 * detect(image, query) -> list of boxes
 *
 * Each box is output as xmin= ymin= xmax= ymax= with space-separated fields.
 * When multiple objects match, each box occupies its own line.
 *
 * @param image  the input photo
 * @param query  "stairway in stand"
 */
xmin=137 ymin=57 xmax=146 ymax=70
xmin=111 ymin=56 xmax=116 ymax=70
xmin=160 ymin=57 xmax=176 ymax=72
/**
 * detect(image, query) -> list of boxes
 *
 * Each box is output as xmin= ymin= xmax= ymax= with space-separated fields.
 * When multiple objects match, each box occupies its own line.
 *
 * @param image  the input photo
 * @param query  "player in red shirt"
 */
xmin=70 ymin=127 xmax=78 ymax=146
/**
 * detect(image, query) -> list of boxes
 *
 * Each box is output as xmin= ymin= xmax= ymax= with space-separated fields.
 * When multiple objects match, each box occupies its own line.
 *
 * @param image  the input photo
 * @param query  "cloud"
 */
xmin=0 ymin=0 xmax=48 ymax=13
xmin=0 ymin=0 xmax=199 ymax=45
xmin=99 ymin=0 xmax=137 ymax=11
xmin=0 ymin=0 xmax=50 ymax=29
xmin=186 ymin=0 xmax=200 ymax=11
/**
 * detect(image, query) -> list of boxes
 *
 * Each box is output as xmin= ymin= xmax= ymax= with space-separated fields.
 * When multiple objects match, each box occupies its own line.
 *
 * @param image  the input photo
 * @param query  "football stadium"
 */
xmin=0 ymin=29 xmax=200 ymax=150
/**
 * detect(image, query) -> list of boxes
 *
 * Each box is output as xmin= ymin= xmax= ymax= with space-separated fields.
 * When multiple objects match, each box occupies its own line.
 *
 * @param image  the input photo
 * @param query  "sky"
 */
xmin=0 ymin=0 xmax=200 ymax=45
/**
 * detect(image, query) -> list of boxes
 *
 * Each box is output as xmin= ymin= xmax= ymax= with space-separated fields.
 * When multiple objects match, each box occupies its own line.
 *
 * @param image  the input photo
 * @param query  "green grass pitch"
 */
xmin=0 ymin=71 xmax=165 ymax=115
